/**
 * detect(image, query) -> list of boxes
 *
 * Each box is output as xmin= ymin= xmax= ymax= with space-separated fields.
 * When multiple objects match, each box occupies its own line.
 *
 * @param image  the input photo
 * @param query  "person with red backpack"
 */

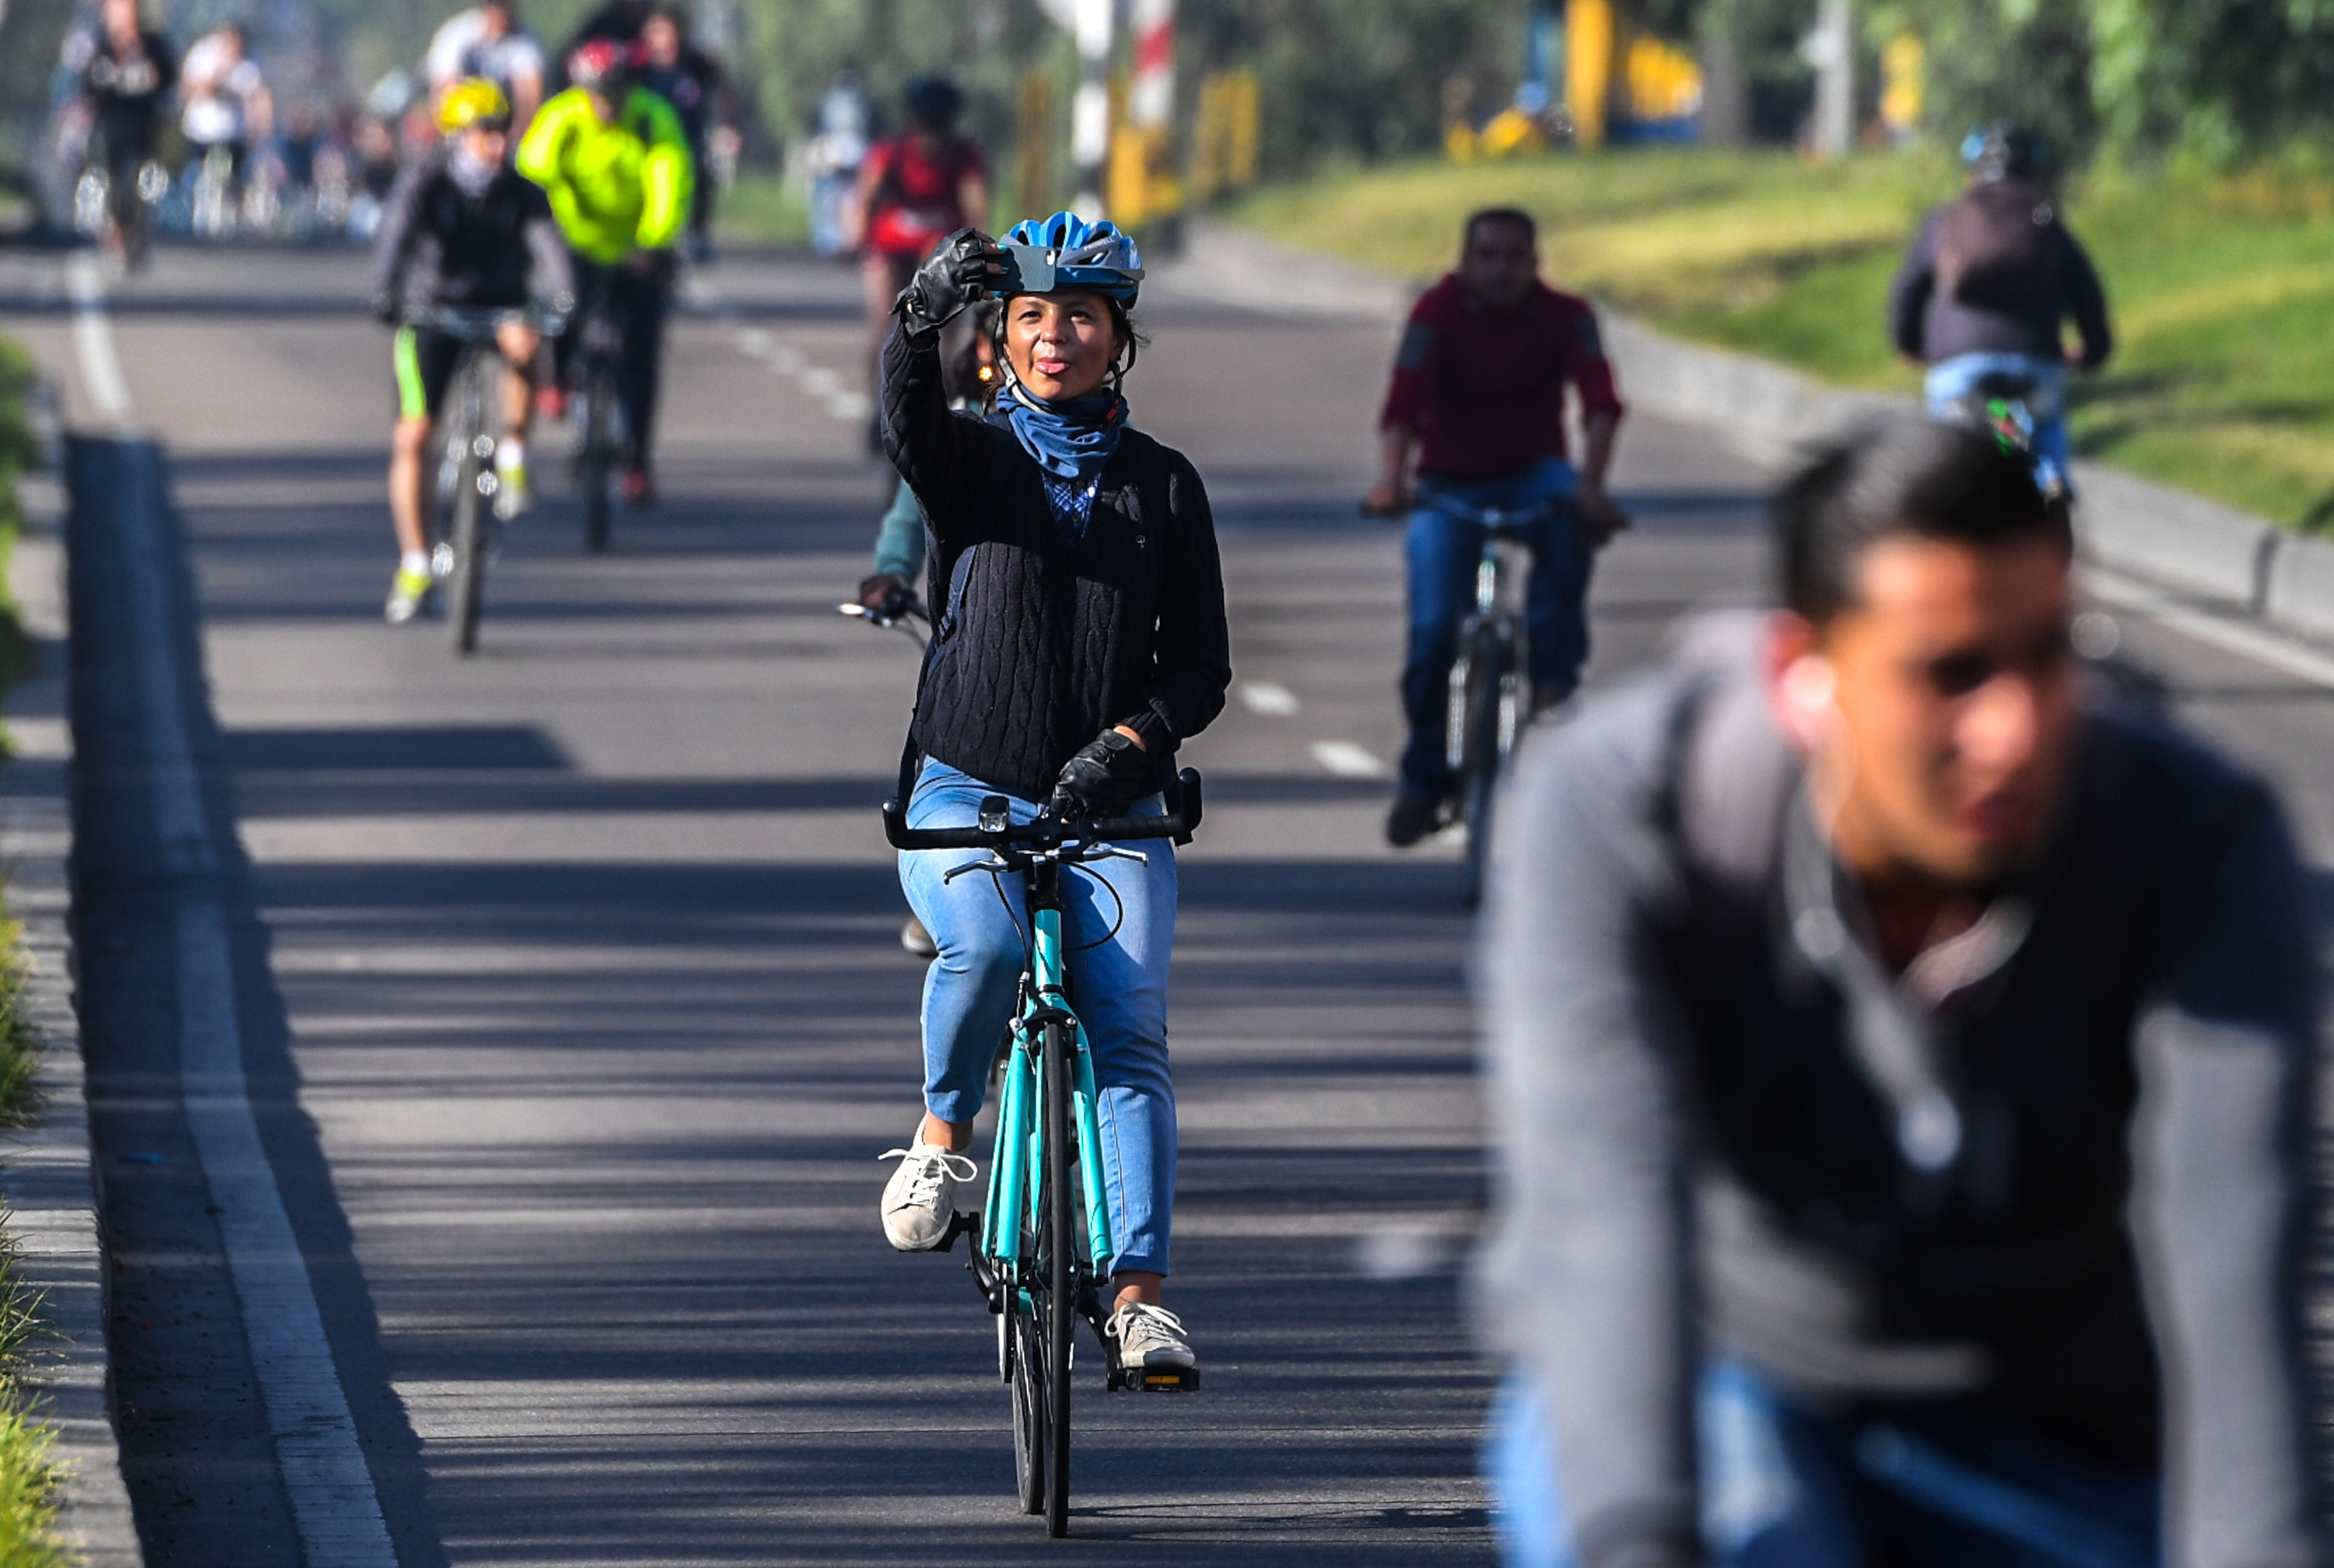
xmin=848 ymin=76 xmax=988 ymax=450
xmin=1888 ymin=127 xmax=2111 ymax=497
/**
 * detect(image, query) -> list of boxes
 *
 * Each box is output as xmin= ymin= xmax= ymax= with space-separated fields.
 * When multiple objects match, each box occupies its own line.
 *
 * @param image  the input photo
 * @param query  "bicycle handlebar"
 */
xmin=883 ymin=768 xmax=1204 ymax=852
xmin=398 ymin=304 xmax=567 ymax=339
xmin=1417 ymin=492 xmax=1557 ymax=536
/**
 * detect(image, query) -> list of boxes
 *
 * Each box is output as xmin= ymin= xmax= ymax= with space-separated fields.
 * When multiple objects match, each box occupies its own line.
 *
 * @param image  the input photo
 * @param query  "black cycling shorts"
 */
xmin=391 ymin=325 xmax=463 ymax=421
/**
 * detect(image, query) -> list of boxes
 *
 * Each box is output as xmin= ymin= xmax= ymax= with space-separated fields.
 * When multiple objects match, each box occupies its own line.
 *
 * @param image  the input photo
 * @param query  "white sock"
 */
xmin=498 ymin=439 xmax=525 ymax=471
xmin=400 ymin=550 xmax=429 ymax=576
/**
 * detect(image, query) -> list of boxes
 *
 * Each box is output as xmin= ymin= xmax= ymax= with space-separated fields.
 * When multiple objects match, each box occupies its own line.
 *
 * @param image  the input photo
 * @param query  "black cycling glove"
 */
xmin=895 ymin=228 xmax=1003 ymax=344
xmin=857 ymin=573 xmax=913 ymax=621
xmin=1049 ymin=727 xmax=1155 ymax=822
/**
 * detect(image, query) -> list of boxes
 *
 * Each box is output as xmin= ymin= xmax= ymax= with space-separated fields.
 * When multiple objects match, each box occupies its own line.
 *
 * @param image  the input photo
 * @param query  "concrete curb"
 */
xmin=7 ymin=401 xmax=142 ymax=1565
xmin=1170 ymin=215 xmax=2334 ymax=637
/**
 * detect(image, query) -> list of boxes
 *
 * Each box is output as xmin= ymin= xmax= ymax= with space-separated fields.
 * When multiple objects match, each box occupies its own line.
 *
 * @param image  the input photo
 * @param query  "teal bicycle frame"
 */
xmin=981 ymin=903 xmax=1114 ymax=1287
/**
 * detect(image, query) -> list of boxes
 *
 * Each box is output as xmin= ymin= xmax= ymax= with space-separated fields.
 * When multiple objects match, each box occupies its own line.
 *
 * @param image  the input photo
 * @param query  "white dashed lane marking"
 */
xmin=1237 ymin=681 xmax=1302 ymax=716
xmin=1312 ymin=740 xmax=1392 ymax=779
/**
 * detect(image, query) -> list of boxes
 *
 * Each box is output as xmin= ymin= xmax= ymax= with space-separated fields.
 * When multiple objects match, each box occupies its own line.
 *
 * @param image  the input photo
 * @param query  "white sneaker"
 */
xmin=878 ymin=1138 xmax=976 ymax=1251
xmin=1106 ymin=1300 xmax=1197 ymax=1373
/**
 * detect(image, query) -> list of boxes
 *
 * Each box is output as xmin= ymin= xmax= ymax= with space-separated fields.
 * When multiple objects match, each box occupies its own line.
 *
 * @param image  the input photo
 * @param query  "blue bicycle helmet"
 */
xmin=999 ymin=212 xmax=1144 ymax=307
xmin=1960 ymin=124 xmax=2046 ymax=183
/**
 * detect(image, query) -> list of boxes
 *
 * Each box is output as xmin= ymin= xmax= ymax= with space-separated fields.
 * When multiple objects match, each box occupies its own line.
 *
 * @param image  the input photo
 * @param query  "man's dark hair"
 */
xmin=1464 ymin=207 xmax=1537 ymax=247
xmin=1775 ymin=418 xmax=2068 ymax=624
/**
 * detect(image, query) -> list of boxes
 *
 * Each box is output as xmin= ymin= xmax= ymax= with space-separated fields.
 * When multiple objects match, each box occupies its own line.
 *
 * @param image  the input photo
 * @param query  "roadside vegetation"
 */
xmin=0 ymin=334 xmax=70 ymax=1568
xmin=713 ymin=173 xmax=811 ymax=250
xmin=1228 ymin=146 xmax=2334 ymax=530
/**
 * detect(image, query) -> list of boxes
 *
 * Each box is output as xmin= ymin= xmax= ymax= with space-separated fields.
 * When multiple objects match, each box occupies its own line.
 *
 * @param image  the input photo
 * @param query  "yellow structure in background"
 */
xmin=1621 ymin=33 xmax=1703 ymax=122
xmin=1106 ymin=71 xmax=1189 ymax=227
xmin=1187 ymin=69 xmax=1260 ymax=203
xmin=1565 ymin=0 xmax=1614 ymax=149
xmin=1880 ymin=33 xmax=1923 ymax=141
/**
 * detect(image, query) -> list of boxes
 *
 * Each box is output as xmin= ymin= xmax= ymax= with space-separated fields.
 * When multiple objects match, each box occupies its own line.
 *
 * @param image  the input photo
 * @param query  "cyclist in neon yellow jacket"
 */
xmin=518 ymin=37 xmax=693 ymax=503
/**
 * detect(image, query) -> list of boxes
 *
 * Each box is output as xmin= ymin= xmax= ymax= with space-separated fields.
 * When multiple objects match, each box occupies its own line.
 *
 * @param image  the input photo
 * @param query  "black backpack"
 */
xmin=1936 ymin=181 xmax=2060 ymax=310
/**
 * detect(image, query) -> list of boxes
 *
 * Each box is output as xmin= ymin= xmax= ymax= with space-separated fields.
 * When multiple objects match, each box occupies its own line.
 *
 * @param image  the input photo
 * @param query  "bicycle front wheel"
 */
xmin=1457 ymin=625 xmax=1510 ymax=908
xmin=445 ymin=369 xmax=492 ymax=655
xmin=1009 ymin=1304 xmax=1046 ymax=1514
xmin=581 ymin=363 xmax=615 ymax=555
xmin=1042 ymin=1019 xmax=1076 ymax=1538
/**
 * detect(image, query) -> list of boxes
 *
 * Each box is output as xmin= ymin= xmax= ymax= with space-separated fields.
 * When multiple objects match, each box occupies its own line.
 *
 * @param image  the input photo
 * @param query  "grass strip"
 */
xmin=0 ymin=334 xmax=69 ymax=1568
xmin=1226 ymin=146 xmax=2334 ymax=530
xmin=713 ymin=173 xmax=812 ymax=250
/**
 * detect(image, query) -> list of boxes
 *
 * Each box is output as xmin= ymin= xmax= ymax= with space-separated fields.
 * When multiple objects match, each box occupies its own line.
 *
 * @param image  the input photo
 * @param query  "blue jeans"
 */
xmin=898 ymin=760 xmax=1179 ymax=1276
xmin=1925 ymin=352 xmax=2073 ymax=497
xmin=1400 ymin=458 xmax=1590 ymax=794
xmin=1486 ymin=1366 xmax=2160 ymax=1568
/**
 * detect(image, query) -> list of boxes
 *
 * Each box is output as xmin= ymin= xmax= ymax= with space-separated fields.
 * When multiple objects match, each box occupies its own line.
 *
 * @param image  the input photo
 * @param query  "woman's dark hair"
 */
xmin=1775 ymin=418 xmax=2069 ymax=624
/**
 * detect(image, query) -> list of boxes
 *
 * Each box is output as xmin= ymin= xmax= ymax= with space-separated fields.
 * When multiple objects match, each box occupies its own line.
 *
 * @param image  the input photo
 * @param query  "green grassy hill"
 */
xmin=1228 ymin=149 xmax=2334 ymax=529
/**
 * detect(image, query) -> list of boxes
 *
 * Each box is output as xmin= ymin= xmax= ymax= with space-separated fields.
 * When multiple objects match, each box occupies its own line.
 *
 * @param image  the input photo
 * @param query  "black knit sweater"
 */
xmin=880 ymin=321 xmax=1232 ymax=803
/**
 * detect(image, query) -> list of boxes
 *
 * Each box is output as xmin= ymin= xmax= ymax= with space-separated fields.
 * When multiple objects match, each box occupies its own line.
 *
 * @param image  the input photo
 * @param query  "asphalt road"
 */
xmin=2 ymin=238 xmax=2332 ymax=1566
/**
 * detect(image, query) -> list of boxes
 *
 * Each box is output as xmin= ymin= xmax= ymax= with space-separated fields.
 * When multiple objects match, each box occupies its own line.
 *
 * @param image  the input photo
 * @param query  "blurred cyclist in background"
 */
xmin=66 ymin=0 xmax=176 ymax=265
xmin=849 ymin=75 xmax=987 ymax=451
xmin=1890 ymin=127 xmax=2111 ymax=499
xmin=518 ymin=37 xmax=692 ymax=506
xmin=179 ymin=21 xmax=272 ymax=221
xmin=1478 ymin=418 xmax=2321 ymax=1568
xmin=371 ymin=79 xmax=573 ymax=624
xmin=1368 ymin=207 xmax=1628 ymax=849
xmin=634 ymin=7 xmax=728 ymax=259
xmin=857 ymin=301 xmax=997 ymax=962
xmin=425 ymin=0 xmax=547 ymax=132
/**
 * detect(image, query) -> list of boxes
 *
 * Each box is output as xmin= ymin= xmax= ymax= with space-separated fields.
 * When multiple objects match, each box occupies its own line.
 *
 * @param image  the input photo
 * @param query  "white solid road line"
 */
xmin=88 ymin=276 xmax=397 ymax=1563
xmin=1312 ymin=739 xmax=1391 ymax=779
xmin=2086 ymin=564 xmax=2334 ymax=692
xmin=65 ymin=252 xmax=134 ymax=426
xmin=1237 ymin=680 xmax=1302 ymax=716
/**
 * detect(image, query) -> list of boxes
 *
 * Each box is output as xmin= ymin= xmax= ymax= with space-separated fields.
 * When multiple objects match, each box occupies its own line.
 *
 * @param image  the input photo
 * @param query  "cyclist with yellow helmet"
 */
xmin=370 ymin=78 xmax=574 ymax=624
xmin=517 ymin=38 xmax=693 ymax=506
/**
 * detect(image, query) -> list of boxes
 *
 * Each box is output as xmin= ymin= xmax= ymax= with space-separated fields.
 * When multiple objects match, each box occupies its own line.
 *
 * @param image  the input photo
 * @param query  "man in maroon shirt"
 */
xmin=1367 ymin=208 xmax=1627 ymax=847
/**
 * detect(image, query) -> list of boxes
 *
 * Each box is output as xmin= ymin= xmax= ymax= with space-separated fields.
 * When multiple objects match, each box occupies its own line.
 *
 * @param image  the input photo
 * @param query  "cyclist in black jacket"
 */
xmin=872 ymin=214 xmax=1229 ymax=1382
xmin=370 ymin=79 xmax=573 ymax=624
xmin=67 ymin=0 xmax=175 ymax=263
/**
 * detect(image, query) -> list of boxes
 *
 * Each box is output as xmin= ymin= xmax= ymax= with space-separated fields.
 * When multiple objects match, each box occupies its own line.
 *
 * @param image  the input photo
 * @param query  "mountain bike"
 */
xmin=882 ymin=772 xmax=1204 ymax=1538
xmin=407 ymin=305 xmax=552 ymax=656
xmin=1425 ymin=492 xmax=1549 ymax=907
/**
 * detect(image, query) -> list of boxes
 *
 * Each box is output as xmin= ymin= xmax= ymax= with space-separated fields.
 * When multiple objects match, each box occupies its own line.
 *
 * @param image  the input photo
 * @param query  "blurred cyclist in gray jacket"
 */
xmin=1889 ymin=128 xmax=2111 ymax=497
xmin=1478 ymin=418 xmax=2321 ymax=1568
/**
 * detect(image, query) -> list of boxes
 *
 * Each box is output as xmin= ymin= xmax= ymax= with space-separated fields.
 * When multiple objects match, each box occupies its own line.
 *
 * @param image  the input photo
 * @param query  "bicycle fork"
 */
xmin=980 ymin=908 xmax=1111 ymax=1280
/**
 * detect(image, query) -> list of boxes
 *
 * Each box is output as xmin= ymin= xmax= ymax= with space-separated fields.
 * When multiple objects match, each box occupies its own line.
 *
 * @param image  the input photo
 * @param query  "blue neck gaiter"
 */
xmin=1006 ymin=382 xmax=1128 ymax=535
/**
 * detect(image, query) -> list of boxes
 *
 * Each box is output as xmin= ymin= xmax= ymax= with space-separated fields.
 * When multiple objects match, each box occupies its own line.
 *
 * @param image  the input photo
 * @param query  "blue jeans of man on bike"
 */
xmin=898 ymin=759 xmax=1178 ymax=1278
xmin=1484 ymin=1364 xmax=2159 ymax=1568
xmin=1400 ymin=457 xmax=1590 ymax=797
xmin=1925 ymin=352 xmax=2073 ymax=496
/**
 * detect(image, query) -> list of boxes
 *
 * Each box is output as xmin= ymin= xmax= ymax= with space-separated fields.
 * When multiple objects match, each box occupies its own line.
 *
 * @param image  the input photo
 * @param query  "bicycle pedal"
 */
xmin=1127 ymin=1366 xmax=1200 ymax=1393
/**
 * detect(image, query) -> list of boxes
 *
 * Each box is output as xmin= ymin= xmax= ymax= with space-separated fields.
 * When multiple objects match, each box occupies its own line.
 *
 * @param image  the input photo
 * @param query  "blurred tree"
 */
xmin=1182 ymin=0 xmax=1523 ymax=172
xmin=2086 ymin=0 xmax=2334 ymax=160
xmin=1866 ymin=0 xmax=2095 ymax=167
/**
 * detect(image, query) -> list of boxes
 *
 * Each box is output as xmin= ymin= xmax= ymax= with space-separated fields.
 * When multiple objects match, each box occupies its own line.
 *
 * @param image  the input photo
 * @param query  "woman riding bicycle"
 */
xmin=875 ymin=213 xmax=1229 ymax=1380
